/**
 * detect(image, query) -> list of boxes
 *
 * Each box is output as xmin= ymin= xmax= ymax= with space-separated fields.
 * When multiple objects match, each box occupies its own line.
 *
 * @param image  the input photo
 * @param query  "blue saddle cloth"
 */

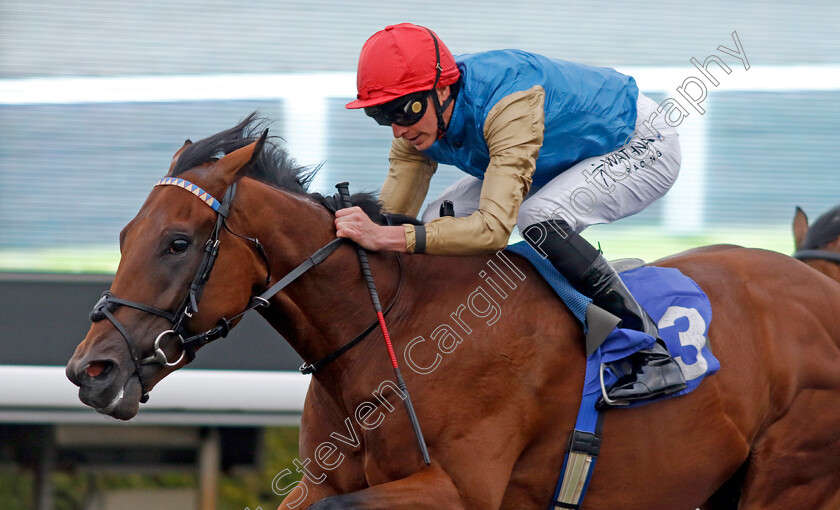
xmin=506 ymin=241 xmax=719 ymax=406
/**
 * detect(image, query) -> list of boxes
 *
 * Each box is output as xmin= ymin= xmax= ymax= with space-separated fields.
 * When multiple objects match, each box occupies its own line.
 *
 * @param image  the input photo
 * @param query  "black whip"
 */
xmin=335 ymin=182 xmax=431 ymax=466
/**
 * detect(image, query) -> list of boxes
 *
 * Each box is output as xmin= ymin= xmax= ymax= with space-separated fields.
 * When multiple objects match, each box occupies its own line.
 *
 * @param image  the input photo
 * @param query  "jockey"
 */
xmin=338 ymin=22 xmax=686 ymax=407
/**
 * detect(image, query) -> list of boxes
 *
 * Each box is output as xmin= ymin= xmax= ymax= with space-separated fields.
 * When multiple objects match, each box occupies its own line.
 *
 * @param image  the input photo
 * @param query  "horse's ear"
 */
xmin=793 ymin=206 xmax=809 ymax=251
xmin=212 ymin=130 xmax=268 ymax=184
xmin=168 ymin=139 xmax=193 ymax=175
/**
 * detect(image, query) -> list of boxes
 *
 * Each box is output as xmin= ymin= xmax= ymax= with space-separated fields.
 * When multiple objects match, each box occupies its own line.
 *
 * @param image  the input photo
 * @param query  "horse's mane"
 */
xmin=170 ymin=112 xmax=421 ymax=226
xmin=804 ymin=204 xmax=840 ymax=249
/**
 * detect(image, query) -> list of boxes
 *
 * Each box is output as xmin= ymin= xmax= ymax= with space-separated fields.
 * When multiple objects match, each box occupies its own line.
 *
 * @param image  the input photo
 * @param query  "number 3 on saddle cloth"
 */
xmin=506 ymin=240 xmax=719 ymax=402
xmin=505 ymin=241 xmax=720 ymax=510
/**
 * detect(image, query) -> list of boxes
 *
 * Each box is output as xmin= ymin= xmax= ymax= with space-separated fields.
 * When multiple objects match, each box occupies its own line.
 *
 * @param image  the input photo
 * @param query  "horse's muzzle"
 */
xmin=66 ymin=355 xmax=141 ymax=419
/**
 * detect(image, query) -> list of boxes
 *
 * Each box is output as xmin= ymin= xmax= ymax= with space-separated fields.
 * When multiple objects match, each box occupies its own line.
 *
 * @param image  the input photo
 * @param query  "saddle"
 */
xmin=504 ymin=242 xmax=720 ymax=510
xmin=505 ymin=241 xmax=719 ymax=405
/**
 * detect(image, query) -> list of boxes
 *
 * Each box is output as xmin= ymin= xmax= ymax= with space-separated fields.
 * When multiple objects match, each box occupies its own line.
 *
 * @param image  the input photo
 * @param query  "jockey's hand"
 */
xmin=334 ymin=207 xmax=407 ymax=252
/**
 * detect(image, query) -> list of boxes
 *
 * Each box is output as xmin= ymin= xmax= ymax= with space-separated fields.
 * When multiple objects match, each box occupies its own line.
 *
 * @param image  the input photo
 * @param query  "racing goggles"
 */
xmin=364 ymin=90 xmax=430 ymax=126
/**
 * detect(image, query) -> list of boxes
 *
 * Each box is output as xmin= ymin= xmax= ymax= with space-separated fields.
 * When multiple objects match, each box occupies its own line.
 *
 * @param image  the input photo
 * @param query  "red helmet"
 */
xmin=345 ymin=23 xmax=460 ymax=109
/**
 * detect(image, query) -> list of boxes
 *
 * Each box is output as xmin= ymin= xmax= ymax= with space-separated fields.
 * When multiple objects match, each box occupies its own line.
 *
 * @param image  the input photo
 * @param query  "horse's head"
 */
xmin=66 ymin=117 xmax=291 ymax=420
xmin=792 ymin=205 xmax=840 ymax=282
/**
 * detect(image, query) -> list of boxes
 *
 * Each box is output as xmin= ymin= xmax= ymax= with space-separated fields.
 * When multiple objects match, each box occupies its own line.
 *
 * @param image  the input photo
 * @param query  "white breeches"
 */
xmin=421 ymin=93 xmax=681 ymax=234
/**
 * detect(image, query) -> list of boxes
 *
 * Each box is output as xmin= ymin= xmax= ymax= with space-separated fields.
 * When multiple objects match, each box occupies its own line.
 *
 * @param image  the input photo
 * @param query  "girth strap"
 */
xmin=550 ymin=393 xmax=605 ymax=510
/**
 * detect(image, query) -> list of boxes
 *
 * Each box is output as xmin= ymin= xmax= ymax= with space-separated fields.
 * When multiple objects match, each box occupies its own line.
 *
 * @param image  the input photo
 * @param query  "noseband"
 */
xmin=89 ymin=177 xmax=401 ymax=404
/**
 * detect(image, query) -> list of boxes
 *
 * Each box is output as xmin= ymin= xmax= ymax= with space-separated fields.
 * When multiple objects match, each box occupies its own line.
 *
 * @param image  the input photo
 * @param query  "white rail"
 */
xmin=0 ymin=365 xmax=309 ymax=426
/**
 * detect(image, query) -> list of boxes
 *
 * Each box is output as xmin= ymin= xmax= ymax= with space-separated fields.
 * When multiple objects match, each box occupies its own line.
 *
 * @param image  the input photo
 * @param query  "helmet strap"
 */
xmin=433 ymin=87 xmax=456 ymax=139
xmin=424 ymin=28 xmax=456 ymax=139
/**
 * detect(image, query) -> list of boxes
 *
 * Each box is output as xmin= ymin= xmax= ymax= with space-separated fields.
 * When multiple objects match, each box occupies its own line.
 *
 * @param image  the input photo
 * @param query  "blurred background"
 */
xmin=1 ymin=1 xmax=838 ymax=509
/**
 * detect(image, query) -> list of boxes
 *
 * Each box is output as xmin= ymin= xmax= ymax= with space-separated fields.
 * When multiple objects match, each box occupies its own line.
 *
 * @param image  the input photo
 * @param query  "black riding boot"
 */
xmin=522 ymin=220 xmax=687 ymax=407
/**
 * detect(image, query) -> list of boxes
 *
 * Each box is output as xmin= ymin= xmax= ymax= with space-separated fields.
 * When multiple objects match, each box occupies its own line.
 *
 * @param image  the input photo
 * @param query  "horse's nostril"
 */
xmin=85 ymin=361 xmax=111 ymax=379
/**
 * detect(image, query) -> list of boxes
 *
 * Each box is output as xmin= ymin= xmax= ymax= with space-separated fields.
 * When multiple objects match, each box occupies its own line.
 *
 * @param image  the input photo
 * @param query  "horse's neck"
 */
xmin=807 ymin=259 xmax=840 ymax=283
xmin=237 ymin=181 xmax=522 ymax=396
xmin=237 ymin=182 xmax=403 ymax=377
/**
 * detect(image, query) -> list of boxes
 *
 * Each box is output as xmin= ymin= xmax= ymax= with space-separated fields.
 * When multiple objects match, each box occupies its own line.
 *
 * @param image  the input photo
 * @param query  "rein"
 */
xmin=90 ymin=177 xmax=402 ymax=402
xmin=299 ymin=252 xmax=403 ymax=375
xmin=793 ymin=249 xmax=840 ymax=264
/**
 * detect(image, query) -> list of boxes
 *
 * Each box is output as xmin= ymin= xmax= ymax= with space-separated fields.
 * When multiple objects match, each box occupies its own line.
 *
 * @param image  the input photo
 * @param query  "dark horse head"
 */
xmin=792 ymin=204 xmax=840 ymax=281
xmin=65 ymin=113 xmax=387 ymax=419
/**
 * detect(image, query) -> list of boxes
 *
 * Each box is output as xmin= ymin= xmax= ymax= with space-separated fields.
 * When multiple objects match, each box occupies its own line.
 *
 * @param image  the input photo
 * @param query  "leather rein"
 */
xmin=89 ymin=177 xmax=403 ymax=403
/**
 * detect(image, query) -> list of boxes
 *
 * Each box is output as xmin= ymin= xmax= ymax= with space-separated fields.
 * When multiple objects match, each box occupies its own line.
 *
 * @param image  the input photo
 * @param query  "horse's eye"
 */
xmin=169 ymin=239 xmax=189 ymax=254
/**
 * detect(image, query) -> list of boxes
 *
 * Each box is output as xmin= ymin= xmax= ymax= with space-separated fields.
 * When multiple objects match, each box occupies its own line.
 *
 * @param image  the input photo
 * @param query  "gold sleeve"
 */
xmin=379 ymin=137 xmax=438 ymax=218
xmin=406 ymin=86 xmax=546 ymax=255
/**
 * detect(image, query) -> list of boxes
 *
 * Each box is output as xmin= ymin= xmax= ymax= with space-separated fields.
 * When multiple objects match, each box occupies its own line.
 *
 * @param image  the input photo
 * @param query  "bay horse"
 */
xmin=66 ymin=115 xmax=840 ymax=509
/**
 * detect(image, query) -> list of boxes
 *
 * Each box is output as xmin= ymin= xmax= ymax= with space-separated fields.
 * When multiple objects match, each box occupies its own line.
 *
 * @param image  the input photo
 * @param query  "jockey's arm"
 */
xmin=406 ymin=87 xmax=545 ymax=255
xmin=379 ymin=138 xmax=438 ymax=217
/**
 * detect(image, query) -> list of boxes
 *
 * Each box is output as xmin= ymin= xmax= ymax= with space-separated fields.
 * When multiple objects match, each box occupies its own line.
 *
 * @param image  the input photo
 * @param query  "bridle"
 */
xmin=795 ymin=212 xmax=840 ymax=265
xmin=90 ymin=177 xmax=243 ymax=402
xmin=89 ymin=176 xmax=401 ymax=403
xmin=793 ymin=249 xmax=840 ymax=264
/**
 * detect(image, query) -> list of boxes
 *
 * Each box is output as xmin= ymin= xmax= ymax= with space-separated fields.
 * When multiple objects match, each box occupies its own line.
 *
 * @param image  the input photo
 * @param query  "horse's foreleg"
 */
xmin=307 ymin=464 xmax=464 ymax=510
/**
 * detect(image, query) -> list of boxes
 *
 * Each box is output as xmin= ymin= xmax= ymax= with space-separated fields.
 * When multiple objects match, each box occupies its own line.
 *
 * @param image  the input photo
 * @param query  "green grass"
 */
xmin=0 ymin=225 xmax=796 ymax=274
xmin=512 ymin=223 xmax=795 ymax=263
xmin=577 ymin=224 xmax=795 ymax=262
xmin=0 ymin=245 xmax=119 ymax=274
